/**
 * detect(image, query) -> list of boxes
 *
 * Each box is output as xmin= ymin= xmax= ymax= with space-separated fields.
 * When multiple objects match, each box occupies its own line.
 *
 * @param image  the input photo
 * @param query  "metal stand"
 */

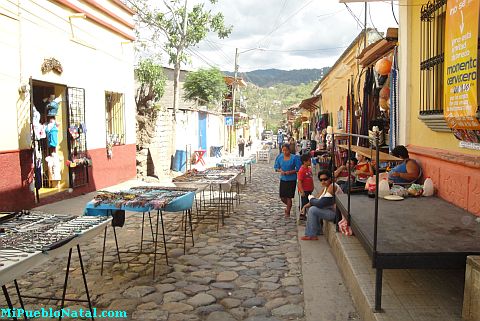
xmin=2 ymin=245 xmax=95 ymax=321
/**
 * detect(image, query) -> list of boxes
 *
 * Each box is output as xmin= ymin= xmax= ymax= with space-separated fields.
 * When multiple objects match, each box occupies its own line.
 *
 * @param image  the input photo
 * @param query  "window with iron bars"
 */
xmin=420 ymin=0 xmax=446 ymax=115
xmin=105 ymin=92 xmax=125 ymax=145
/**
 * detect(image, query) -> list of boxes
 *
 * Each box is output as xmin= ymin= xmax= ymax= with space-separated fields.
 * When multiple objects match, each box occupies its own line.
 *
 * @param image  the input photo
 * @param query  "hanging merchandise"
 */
xmin=45 ymin=120 xmax=58 ymax=148
xmin=389 ymin=47 xmax=399 ymax=152
xmin=69 ymin=125 xmax=79 ymax=140
xmin=375 ymin=57 xmax=392 ymax=76
xmin=32 ymin=106 xmax=46 ymax=139
xmin=45 ymin=152 xmax=61 ymax=181
xmin=45 ymin=95 xmax=61 ymax=116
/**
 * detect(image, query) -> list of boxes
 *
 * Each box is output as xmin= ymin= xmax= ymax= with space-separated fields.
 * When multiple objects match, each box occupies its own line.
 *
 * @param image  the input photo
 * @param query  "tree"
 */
xmin=131 ymin=0 xmax=232 ymax=120
xmin=183 ymin=68 xmax=227 ymax=108
xmin=135 ymin=58 xmax=167 ymax=111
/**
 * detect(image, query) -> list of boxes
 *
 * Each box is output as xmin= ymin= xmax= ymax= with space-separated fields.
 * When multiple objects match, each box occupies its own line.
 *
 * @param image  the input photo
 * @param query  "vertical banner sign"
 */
xmin=444 ymin=0 xmax=480 ymax=130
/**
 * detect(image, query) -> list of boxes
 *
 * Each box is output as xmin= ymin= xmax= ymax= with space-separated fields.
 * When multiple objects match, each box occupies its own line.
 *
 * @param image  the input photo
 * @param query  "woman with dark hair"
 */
xmin=388 ymin=145 xmax=421 ymax=184
xmin=274 ymin=143 xmax=302 ymax=218
xmin=300 ymin=170 xmax=343 ymax=240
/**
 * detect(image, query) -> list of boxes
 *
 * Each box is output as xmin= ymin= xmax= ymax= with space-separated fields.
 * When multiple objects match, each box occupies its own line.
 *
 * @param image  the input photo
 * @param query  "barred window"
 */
xmin=105 ymin=92 xmax=125 ymax=145
xmin=420 ymin=0 xmax=446 ymax=115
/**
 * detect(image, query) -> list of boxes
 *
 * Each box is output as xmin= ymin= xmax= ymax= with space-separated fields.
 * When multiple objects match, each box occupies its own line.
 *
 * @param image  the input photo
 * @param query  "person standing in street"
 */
xmin=238 ymin=135 xmax=245 ymax=157
xmin=277 ymin=133 xmax=284 ymax=154
xmin=274 ymin=144 xmax=302 ymax=218
xmin=298 ymin=154 xmax=314 ymax=221
xmin=300 ymin=136 xmax=309 ymax=155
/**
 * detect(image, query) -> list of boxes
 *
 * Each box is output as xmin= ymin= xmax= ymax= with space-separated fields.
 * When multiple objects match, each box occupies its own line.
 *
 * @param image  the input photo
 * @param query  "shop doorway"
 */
xmin=31 ymin=81 xmax=69 ymax=198
xmin=31 ymin=81 xmax=89 ymax=201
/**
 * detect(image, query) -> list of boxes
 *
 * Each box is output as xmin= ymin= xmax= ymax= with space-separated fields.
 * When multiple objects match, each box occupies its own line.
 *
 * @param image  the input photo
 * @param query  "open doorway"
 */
xmin=31 ymin=81 xmax=69 ymax=198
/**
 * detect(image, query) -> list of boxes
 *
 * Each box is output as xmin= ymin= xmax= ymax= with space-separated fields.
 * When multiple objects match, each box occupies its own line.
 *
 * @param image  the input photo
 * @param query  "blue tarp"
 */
xmin=84 ymin=191 xmax=195 ymax=216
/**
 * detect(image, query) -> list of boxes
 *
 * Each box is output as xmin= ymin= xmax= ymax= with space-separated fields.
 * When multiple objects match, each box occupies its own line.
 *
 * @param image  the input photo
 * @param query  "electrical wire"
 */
xmin=391 ymin=0 xmax=399 ymax=25
xmin=368 ymin=4 xmax=385 ymax=39
xmin=344 ymin=3 xmax=365 ymax=29
xmin=258 ymin=0 xmax=314 ymax=47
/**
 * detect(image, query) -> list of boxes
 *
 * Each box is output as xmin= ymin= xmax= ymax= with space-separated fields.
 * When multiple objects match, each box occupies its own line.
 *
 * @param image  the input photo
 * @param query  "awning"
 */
xmin=299 ymin=96 xmax=320 ymax=112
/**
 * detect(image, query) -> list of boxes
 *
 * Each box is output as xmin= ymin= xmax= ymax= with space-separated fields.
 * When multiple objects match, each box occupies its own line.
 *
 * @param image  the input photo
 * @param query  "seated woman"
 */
xmin=334 ymin=156 xmax=357 ymax=192
xmin=388 ymin=145 xmax=421 ymax=184
xmin=354 ymin=154 xmax=374 ymax=185
xmin=301 ymin=170 xmax=343 ymax=240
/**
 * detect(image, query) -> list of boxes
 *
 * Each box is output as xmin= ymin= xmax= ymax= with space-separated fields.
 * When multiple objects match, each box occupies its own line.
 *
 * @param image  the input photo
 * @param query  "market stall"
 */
xmin=173 ymin=168 xmax=242 ymax=231
xmin=0 ymin=211 xmax=111 ymax=320
xmin=84 ymin=187 xmax=196 ymax=278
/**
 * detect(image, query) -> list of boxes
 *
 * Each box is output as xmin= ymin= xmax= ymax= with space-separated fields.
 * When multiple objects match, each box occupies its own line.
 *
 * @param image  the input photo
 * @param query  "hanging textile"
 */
xmin=360 ymin=67 xmax=373 ymax=146
xmin=389 ymin=46 xmax=399 ymax=152
xmin=346 ymin=80 xmax=350 ymax=134
xmin=350 ymin=77 xmax=358 ymax=136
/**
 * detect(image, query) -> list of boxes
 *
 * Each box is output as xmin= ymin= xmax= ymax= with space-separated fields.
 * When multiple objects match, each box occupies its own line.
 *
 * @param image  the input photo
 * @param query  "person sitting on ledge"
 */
xmin=300 ymin=170 xmax=343 ymax=241
xmin=388 ymin=145 xmax=421 ymax=184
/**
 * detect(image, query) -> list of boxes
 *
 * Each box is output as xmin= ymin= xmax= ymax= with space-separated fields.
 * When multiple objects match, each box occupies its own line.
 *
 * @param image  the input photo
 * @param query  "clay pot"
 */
xmin=375 ymin=57 xmax=392 ymax=75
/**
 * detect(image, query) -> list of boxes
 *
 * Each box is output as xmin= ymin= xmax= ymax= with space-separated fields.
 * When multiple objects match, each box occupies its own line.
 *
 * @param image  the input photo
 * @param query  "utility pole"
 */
xmin=231 ymin=48 xmax=239 ymax=152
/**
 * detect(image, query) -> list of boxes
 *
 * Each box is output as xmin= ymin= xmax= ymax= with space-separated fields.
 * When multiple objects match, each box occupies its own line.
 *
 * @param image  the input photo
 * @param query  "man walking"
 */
xmin=238 ymin=135 xmax=245 ymax=157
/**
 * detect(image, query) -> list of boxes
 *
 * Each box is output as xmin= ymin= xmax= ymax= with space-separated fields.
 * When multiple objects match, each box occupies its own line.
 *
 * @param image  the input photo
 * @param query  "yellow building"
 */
xmin=399 ymin=0 xmax=479 ymax=215
xmin=312 ymin=29 xmax=382 ymax=132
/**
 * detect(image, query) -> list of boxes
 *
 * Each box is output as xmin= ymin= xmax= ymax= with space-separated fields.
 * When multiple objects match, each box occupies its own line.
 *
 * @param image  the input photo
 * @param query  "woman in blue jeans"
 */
xmin=301 ymin=169 xmax=343 ymax=240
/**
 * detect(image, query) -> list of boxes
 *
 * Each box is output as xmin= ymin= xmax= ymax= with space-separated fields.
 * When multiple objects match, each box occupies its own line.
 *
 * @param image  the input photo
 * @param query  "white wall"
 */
xmin=1 ymin=0 xmax=135 ymax=151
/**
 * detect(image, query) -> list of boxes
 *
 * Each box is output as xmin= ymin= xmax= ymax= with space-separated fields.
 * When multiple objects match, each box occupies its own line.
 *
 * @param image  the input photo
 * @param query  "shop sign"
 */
xmin=225 ymin=116 xmax=233 ymax=126
xmin=444 ymin=0 xmax=480 ymax=130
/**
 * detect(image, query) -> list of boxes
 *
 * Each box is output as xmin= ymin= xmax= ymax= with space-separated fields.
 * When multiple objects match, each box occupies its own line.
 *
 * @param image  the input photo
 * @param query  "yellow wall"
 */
xmin=403 ymin=0 xmax=479 ymax=155
xmin=317 ymin=34 xmax=370 ymax=131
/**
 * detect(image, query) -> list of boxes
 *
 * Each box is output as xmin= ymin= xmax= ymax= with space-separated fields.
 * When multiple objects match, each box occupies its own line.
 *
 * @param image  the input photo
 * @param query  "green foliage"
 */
xmin=183 ymin=68 xmax=227 ymax=106
xmin=135 ymin=59 xmax=167 ymax=102
xmin=225 ymin=67 xmax=330 ymax=87
xmin=294 ymin=117 xmax=302 ymax=129
xmin=134 ymin=0 xmax=232 ymax=66
xmin=243 ymin=82 xmax=316 ymax=129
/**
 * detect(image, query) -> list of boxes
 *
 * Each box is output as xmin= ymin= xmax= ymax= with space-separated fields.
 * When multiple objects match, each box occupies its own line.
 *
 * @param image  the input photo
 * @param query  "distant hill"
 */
xmin=224 ymin=67 xmax=330 ymax=87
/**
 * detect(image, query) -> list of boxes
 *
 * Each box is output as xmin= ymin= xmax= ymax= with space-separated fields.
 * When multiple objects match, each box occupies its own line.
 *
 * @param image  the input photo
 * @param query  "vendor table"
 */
xmin=193 ymin=150 xmax=206 ymax=165
xmin=0 ymin=212 xmax=111 ymax=321
xmin=84 ymin=187 xmax=195 ymax=279
xmin=173 ymin=169 xmax=242 ymax=231
xmin=210 ymin=146 xmax=223 ymax=158
xmin=335 ymin=194 xmax=480 ymax=311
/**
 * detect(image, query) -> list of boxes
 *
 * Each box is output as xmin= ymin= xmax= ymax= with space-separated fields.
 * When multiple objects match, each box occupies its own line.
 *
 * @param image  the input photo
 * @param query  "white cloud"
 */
xmin=163 ymin=0 xmax=399 ymax=72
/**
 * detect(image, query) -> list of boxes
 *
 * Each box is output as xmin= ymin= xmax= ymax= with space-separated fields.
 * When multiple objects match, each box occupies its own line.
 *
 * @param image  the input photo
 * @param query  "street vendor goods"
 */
xmin=91 ymin=188 xmax=191 ymax=209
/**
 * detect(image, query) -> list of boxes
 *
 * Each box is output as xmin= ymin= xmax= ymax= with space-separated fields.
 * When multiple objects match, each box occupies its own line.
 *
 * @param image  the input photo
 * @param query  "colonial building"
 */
xmin=0 ymin=0 xmax=137 ymax=210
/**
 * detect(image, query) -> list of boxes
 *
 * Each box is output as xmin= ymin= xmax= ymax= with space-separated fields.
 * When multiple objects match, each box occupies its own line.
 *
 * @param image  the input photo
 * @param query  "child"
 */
xmin=355 ymin=153 xmax=373 ymax=184
xmin=298 ymin=154 xmax=314 ymax=220
xmin=334 ymin=156 xmax=357 ymax=192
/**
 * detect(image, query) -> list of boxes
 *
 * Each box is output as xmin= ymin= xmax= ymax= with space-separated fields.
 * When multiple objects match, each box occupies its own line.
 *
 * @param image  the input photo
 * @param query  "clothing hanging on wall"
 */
xmin=45 ymin=152 xmax=61 ymax=181
xmin=45 ymin=121 xmax=58 ymax=147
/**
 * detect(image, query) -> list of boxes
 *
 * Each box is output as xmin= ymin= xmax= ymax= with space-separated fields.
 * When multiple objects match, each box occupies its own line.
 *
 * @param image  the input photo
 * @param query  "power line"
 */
xmin=368 ymin=4 xmax=385 ymax=39
xmin=258 ymin=0 xmax=314 ymax=47
xmin=344 ymin=3 xmax=365 ymax=29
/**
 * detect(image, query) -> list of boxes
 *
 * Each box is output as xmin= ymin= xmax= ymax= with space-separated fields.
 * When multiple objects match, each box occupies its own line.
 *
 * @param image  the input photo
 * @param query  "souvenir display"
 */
xmin=91 ymin=188 xmax=191 ymax=210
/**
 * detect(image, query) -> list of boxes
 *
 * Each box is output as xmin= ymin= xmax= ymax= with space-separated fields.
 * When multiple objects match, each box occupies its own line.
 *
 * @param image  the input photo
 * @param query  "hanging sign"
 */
xmin=225 ymin=116 xmax=233 ymax=126
xmin=444 ymin=0 xmax=480 ymax=130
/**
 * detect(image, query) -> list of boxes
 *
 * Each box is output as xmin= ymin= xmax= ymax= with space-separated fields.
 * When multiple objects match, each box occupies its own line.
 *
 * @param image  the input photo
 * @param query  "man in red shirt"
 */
xmin=298 ymin=154 xmax=314 ymax=220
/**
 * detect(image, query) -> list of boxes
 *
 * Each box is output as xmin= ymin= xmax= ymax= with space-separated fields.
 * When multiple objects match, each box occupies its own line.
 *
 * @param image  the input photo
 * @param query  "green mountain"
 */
xmin=224 ymin=67 xmax=330 ymax=87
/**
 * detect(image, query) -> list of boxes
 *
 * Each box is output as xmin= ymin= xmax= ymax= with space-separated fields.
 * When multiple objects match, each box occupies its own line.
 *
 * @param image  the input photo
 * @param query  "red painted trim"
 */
xmin=83 ymin=0 xmax=135 ymax=29
xmin=407 ymin=145 xmax=480 ymax=169
xmin=0 ymin=149 xmax=22 ymax=155
xmin=53 ymin=0 xmax=135 ymax=41
xmin=111 ymin=0 xmax=136 ymax=15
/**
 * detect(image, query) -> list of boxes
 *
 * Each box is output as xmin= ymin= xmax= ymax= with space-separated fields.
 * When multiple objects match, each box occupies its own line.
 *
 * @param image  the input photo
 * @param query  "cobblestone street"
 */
xmin=7 ymin=162 xmax=307 ymax=321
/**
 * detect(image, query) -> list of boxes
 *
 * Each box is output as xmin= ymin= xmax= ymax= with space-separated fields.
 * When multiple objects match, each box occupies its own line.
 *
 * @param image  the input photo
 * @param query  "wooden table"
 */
xmin=338 ymin=145 xmax=402 ymax=162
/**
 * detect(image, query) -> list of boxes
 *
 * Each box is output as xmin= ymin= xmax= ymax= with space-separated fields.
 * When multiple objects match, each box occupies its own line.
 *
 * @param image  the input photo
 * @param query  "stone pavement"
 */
xmin=3 ymin=161 xmax=359 ymax=321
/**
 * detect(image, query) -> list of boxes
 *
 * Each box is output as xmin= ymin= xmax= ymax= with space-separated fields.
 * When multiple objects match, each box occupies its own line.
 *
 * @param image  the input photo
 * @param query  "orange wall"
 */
xmin=409 ymin=146 xmax=480 ymax=216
